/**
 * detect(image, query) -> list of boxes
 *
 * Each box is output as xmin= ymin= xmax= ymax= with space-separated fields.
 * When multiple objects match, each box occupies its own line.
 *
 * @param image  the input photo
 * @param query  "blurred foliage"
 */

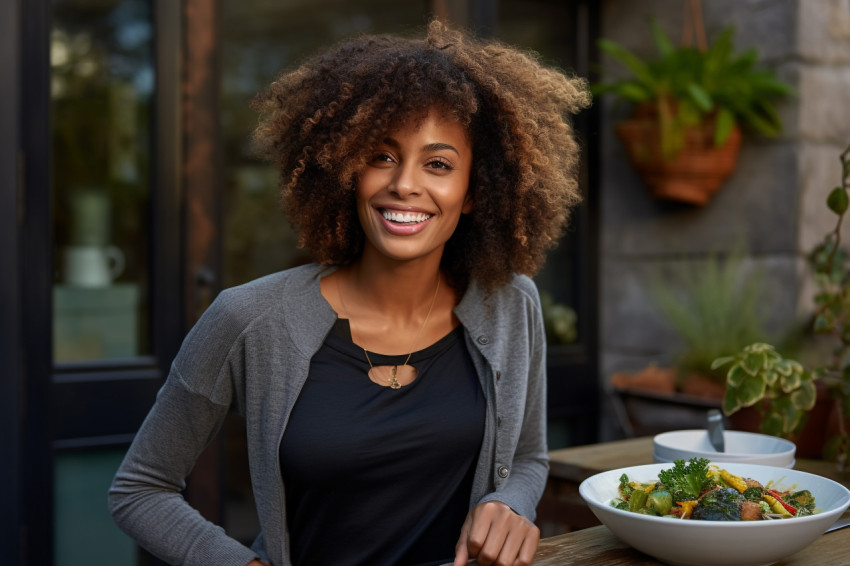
xmin=649 ymin=250 xmax=774 ymax=383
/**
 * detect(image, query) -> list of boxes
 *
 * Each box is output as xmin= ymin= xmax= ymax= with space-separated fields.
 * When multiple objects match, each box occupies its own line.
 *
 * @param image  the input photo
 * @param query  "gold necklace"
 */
xmin=337 ymin=273 xmax=441 ymax=389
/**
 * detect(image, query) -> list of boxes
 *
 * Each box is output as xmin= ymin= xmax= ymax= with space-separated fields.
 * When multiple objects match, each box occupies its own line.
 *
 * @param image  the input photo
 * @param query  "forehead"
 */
xmin=383 ymin=106 xmax=472 ymax=146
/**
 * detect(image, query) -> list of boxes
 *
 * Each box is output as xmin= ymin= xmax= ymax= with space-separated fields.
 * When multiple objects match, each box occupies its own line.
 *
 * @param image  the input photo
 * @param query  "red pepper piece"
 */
xmin=767 ymin=489 xmax=798 ymax=515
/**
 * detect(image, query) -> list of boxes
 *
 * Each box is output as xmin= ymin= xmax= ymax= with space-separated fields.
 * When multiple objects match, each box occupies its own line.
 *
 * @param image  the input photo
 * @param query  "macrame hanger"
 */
xmin=682 ymin=0 xmax=708 ymax=51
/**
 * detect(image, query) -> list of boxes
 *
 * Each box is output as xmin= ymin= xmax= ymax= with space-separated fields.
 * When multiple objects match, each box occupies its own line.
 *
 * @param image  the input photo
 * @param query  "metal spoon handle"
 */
xmin=825 ymin=517 xmax=850 ymax=533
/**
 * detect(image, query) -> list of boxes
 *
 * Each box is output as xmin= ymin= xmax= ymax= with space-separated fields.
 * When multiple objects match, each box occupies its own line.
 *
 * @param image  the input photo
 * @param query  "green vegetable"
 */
xmin=657 ymin=457 xmax=714 ymax=501
xmin=743 ymin=487 xmax=763 ymax=501
xmin=629 ymin=489 xmax=649 ymax=512
xmin=647 ymin=490 xmax=673 ymax=515
xmin=612 ymin=500 xmax=630 ymax=511
xmin=618 ymin=473 xmax=634 ymax=498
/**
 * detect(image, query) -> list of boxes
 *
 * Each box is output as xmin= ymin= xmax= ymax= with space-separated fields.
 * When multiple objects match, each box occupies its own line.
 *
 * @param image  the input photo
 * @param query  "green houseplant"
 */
xmin=592 ymin=22 xmax=793 ymax=205
xmin=713 ymin=144 xmax=850 ymax=470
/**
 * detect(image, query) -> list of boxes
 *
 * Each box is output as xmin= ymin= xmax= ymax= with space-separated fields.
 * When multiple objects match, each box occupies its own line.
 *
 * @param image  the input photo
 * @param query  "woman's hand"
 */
xmin=453 ymin=501 xmax=540 ymax=566
xmin=246 ymin=560 xmax=268 ymax=566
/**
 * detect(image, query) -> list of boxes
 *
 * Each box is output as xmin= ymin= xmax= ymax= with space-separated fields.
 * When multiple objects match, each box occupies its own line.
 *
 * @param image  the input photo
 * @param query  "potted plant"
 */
xmin=592 ymin=22 xmax=793 ymax=205
xmin=608 ymin=252 xmax=776 ymax=436
xmin=713 ymin=144 xmax=850 ymax=470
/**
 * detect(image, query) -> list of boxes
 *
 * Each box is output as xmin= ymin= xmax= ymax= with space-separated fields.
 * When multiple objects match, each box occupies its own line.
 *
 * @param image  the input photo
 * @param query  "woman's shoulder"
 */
xmin=467 ymin=273 xmax=541 ymax=307
xmin=216 ymin=263 xmax=325 ymax=305
xmin=457 ymin=274 xmax=542 ymax=326
xmin=199 ymin=263 xmax=327 ymax=331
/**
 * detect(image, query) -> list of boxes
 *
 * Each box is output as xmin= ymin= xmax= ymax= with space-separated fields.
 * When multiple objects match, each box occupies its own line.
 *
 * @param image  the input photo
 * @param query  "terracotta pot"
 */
xmin=616 ymin=113 xmax=742 ymax=206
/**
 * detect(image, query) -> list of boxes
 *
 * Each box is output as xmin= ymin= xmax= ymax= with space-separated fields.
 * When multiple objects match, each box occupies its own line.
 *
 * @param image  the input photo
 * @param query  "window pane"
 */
xmin=51 ymin=0 xmax=154 ymax=362
xmin=498 ymin=0 xmax=583 ymax=346
xmin=54 ymin=449 xmax=138 ymax=566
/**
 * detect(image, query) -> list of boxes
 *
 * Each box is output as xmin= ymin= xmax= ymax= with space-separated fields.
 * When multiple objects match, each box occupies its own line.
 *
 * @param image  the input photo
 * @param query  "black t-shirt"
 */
xmin=279 ymin=319 xmax=486 ymax=566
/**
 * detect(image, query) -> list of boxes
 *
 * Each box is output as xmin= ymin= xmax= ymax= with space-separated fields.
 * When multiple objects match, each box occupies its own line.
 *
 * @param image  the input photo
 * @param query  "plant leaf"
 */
xmin=686 ymin=83 xmax=713 ymax=113
xmin=597 ymin=39 xmax=657 ymax=88
xmin=736 ymin=373 xmax=767 ymax=407
xmin=714 ymin=107 xmax=735 ymax=146
xmin=727 ymin=363 xmax=749 ymax=387
xmin=650 ymin=20 xmax=675 ymax=57
xmin=827 ymin=187 xmax=849 ymax=215
xmin=711 ymin=356 xmax=735 ymax=370
xmin=790 ymin=379 xmax=817 ymax=411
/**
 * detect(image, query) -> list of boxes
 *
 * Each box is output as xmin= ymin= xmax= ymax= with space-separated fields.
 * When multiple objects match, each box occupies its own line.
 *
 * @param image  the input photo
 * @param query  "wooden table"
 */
xmin=522 ymin=436 xmax=850 ymax=565
xmin=529 ymin=520 xmax=850 ymax=565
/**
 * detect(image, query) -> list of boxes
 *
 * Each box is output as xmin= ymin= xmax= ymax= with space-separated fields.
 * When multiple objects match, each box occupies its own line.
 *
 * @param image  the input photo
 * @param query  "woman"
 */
xmin=109 ymin=20 xmax=590 ymax=566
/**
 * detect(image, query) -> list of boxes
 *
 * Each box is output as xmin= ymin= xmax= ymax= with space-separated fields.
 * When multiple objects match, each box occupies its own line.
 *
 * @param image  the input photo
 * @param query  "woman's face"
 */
xmin=355 ymin=108 xmax=473 ymax=265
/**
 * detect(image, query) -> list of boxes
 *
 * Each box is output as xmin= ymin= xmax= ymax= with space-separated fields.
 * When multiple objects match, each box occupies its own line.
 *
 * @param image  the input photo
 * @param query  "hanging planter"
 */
xmin=616 ymin=105 xmax=742 ymax=206
xmin=592 ymin=0 xmax=792 ymax=206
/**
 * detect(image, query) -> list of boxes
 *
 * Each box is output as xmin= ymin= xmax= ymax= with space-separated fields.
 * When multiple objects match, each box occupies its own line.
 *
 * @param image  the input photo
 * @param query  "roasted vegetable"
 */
xmin=763 ymin=493 xmax=794 ymax=518
xmin=787 ymin=490 xmax=816 ymax=516
xmin=658 ymin=458 xmax=714 ymax=501
xmin=691 ymin=488 xmax=744 ymax=521
xmin=647 ymin=490 xmax=673 ymax=515
xmin=629 ymin=489 xmax=649 ymax=512
xmin=719 ymin=469 xmax=747 ymax=493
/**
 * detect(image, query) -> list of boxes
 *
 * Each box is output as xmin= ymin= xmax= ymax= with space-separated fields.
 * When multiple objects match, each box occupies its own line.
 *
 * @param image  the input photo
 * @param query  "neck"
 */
xmin=346 ymin=251 xmax=444 ymax=318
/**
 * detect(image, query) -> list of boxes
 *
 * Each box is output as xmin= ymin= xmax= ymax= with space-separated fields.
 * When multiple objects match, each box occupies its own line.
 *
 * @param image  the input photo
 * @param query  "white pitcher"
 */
xmin=63 ymin=245 xmax=125 ymax=288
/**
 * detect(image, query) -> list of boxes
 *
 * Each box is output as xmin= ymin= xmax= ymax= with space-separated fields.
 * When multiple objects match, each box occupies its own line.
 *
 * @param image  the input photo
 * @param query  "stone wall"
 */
xmin=597 ymin=0 xmax=850 ymax=439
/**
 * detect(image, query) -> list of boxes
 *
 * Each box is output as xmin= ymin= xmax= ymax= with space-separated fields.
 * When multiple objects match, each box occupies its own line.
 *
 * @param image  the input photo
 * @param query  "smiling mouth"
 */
xmin=381 ymin=209 xmax=432 ymax=224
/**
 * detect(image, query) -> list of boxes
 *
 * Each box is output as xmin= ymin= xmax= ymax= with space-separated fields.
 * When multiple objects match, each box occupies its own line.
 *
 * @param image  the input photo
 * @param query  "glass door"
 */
xmin=20 ymin=0 xmax=182 ymax=564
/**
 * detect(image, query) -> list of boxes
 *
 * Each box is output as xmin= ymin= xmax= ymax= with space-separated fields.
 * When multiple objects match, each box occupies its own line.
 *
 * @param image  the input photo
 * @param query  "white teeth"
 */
xmin=382 ymin=210 xmax=431 ymax=223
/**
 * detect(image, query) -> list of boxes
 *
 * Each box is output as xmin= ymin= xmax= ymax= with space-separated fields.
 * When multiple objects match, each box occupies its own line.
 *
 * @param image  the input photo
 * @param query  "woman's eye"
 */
xmin=371 ymin=152 xmax=394 ymax=163
xmin=426 ymin=158 xmax=453 ymax=170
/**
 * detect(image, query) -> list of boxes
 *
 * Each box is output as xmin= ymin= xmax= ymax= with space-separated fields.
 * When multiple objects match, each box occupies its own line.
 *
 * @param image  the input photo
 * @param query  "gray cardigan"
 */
xmin=109 ymin=263 xmax=549 ymax=566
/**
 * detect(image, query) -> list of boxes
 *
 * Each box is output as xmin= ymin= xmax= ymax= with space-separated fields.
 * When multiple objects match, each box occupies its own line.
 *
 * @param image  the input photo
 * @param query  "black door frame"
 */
xmin=0 ymin=0 xmax=23 ymax=562
xmin=9 ymin=1 xmax=183 ymax=564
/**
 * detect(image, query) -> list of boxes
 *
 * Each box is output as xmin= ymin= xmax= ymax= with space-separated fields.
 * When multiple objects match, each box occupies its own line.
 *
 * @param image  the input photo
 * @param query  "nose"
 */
xmin=389 ymin=163 xmax=420 ymax=198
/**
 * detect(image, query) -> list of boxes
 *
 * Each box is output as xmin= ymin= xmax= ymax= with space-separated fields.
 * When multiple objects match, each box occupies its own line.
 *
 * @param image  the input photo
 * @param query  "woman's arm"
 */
xmin=455 ymin=280 xmax=549 ymax=565
xmin=109 ymin=290 xmax=261 ymax=566
xmin=108 ymin=373 xmax=260 ymax=566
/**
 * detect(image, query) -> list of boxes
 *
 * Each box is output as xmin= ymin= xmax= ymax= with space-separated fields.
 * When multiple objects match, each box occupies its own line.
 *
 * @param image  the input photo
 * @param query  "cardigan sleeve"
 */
xmin=475 ymin=277 xmax=549 ymax=520
xmin=108 ymin=291 xmax=261 ymax=566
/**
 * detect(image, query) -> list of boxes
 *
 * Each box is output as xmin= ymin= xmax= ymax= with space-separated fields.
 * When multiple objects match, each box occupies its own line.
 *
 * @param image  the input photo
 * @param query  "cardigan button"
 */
xmin=477 ymin=335 xmax=490 ymax=345
xmin=497 ymin=417 xmax=502 ymax=428
xmin=496 ymin=371 xmax=501 ymax=380
xmin=497 ymin=465 xmax=510 ymax=479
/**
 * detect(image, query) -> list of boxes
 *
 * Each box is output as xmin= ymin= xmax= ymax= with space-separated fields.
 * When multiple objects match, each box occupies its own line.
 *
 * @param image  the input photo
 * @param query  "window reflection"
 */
xmin=51 ymin=0 xmax=153 ymax=363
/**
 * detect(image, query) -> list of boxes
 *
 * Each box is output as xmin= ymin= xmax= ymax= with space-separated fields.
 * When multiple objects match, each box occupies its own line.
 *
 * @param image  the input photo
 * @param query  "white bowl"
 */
xmin=579 ymin=462 xmax=850 ymax=566
xmin=654 ymin=429 xmax=796 ymax=467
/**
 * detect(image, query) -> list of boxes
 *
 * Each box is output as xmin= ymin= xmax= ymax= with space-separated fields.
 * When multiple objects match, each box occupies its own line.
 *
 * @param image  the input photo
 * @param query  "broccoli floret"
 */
xmin=657 ymin=458 xmax=714 ymax=501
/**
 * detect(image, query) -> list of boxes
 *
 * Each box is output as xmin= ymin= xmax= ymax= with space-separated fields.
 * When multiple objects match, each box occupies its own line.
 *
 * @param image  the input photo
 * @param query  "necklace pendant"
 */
xmin=389 ymin=365 xmax=401 ymax=389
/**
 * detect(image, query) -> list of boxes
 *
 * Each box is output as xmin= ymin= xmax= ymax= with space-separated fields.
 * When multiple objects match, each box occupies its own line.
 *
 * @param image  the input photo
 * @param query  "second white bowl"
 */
xmin=653 ymin=429 xmax=796 ymax=467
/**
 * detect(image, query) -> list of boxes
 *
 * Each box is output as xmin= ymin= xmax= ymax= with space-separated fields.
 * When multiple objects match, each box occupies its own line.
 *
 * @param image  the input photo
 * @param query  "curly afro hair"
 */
xmin=251 ymin=20 xmax=591 ymax=293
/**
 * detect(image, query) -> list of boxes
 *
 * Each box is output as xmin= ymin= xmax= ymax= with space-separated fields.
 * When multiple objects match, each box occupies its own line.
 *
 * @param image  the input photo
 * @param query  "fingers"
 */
xmin=454 ymin=517 xmax=471 ymax=566
xmin=456 ymin=501 xmax=540 ymax=566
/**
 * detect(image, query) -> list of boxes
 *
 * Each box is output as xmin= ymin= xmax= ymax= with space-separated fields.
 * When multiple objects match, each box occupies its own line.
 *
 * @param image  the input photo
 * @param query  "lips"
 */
xmin=377 ymin=207 xmax=434 ymax=235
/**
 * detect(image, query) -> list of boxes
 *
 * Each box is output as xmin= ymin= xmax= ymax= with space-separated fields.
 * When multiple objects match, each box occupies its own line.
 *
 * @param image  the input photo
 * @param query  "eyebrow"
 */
xmin=382 ymin=138 xmax=461 ymax=157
